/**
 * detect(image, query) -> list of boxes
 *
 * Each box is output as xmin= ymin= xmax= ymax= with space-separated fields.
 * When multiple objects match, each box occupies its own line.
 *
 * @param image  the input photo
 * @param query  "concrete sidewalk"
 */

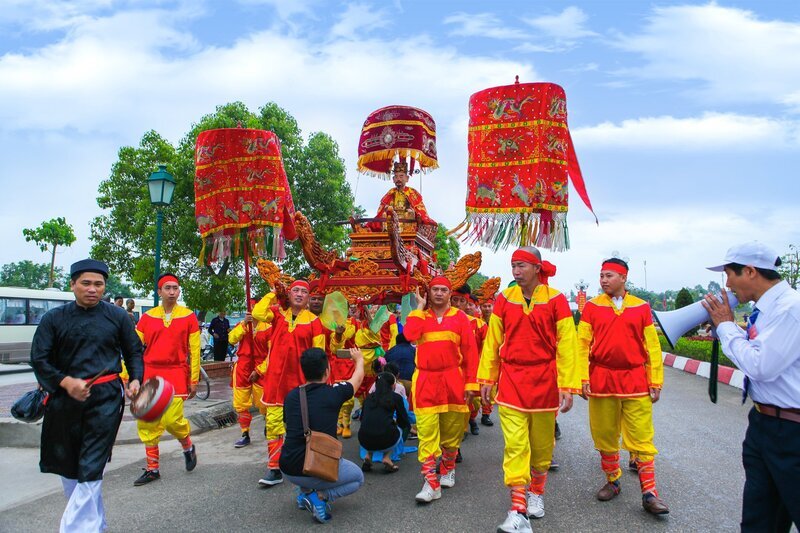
xmin=0 ymin=374 xmax=237 ymax=447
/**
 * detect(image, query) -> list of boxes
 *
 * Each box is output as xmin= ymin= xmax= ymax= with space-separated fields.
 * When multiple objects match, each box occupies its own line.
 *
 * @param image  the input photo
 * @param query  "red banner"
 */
xmin=194 ymin=128 xmax=296 ymax=262
xmin=357 ymin=105 xmax=438 ymax=178
xmin=453 ymin=81 xmax=596 ymax=251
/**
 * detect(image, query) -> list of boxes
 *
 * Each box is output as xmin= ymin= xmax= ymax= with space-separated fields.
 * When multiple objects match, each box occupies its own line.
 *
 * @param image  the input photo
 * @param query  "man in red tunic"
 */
xmin=577 ymin=258 xmax=669 ymax=515
xmin=134 ymin=273 xmax=200 ymax=486
xmin=368 ymin=161 xmax=434 ymax=231
xmin=250 ymin=280 xmax=326 ymax=487
xmin=452 ymin=285 xmax=487 ymax=437
xmin=478 ymin=247 xmax=580 ymax=532
xmin=228 ymin=298 xmax=271 ymax=448
xmin=404 ymin=276 xmax=479 ymax=504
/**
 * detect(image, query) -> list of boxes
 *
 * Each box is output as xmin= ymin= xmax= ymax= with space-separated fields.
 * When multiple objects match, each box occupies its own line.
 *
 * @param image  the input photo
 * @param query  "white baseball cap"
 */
xmin=706 ymin=241 xmax=780 ymax=272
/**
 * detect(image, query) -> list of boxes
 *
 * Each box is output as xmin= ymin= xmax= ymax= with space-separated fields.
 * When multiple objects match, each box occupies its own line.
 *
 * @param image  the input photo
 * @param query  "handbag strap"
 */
xmin=299 ymin=384 xmax=310 ymax=436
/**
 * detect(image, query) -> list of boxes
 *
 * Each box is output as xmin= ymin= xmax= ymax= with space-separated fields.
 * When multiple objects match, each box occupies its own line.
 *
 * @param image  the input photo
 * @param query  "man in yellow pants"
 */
xmin=134 ymin=273 xmax=200 ymax=486
xmin=250 ymin=280 xmax=326 ymax=487
xmin=228 ymin=300 xmax=270 ymax=448
xmin=404 ymin=277 xmax=479 ymax=504
xmin=577 ymin=258 xmax=669 ymax=515
xmin=479 ymin=247 xmax=580 ymax=532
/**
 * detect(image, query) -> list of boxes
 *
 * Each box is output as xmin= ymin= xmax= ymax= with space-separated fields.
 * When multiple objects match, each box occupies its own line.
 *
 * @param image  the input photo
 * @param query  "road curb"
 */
xmin=0 ymin=401 xmax=238 ymax=448
xmin=662 ymin=351 xmax=744 ymax=389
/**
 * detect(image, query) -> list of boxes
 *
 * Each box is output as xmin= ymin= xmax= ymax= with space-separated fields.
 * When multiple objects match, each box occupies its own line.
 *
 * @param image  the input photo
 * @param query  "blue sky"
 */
xmin=1 ymin=0 xmax=798 ymax=294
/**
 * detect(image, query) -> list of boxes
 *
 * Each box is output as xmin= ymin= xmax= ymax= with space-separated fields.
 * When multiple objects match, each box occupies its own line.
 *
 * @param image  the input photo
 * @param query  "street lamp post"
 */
xmin=147 ymin=165 xmax=176 ymax=307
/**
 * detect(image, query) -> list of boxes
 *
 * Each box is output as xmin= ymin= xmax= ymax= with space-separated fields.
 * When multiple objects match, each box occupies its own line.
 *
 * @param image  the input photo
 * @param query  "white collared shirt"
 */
xmin=611 ymin=296 xmax=624 ymax=310
xmin=717 ymin=280 xmax=800 ymax=408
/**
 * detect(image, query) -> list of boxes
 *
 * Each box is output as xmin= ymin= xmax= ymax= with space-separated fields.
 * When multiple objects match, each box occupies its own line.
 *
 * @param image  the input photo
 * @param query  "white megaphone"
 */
xmin=652 ymin=291 xmax=739 ymax=348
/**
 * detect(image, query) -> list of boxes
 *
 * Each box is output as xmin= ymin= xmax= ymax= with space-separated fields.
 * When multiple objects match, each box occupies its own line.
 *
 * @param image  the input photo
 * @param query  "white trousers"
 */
xmin=60 ymin=478 xmax=106 ymax=532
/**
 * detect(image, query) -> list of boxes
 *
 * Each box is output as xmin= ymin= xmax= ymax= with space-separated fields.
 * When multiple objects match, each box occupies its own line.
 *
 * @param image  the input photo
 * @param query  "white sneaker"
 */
xmin=415 ymin=480 xmax=442 ymax=503
xmin=526 ymin=492 xmax=545 ymax=519
xmin=497 ymin=510 xmax=532 ymax=533
xmin=440 ymin=470 xmax=456 ymax=488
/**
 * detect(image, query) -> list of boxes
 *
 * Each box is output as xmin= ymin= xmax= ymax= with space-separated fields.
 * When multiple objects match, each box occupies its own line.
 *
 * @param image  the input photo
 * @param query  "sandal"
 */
xmin=382 ymin=461 xmax=399 ymax=473
xmin=361 ymin=458 xmax=372 ymax=472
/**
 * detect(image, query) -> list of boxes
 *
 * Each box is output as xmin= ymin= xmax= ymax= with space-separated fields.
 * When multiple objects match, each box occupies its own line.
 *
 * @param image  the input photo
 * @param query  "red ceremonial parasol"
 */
xmin=194 ymin=128 xmax=297 ymax=307
xmin=357 ymin=105 xmax=439 ymax=178
xmin=452 ymin=78 xmax=597 ymax=252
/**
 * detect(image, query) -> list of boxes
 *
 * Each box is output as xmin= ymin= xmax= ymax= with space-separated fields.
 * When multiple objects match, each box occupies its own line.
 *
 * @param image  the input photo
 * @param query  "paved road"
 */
xmin=1 ymin=367 xmax=751 ymax=532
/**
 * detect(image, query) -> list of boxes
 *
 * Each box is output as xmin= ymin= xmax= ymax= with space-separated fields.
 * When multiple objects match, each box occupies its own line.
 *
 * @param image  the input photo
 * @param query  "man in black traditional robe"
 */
xmin=30 ymin=259 xmax=143 ymax=533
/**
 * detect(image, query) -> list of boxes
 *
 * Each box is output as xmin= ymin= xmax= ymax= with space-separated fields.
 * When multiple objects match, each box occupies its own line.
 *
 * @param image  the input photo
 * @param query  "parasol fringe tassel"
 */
xmin=457 ymin=212 xmax=571 ymax=252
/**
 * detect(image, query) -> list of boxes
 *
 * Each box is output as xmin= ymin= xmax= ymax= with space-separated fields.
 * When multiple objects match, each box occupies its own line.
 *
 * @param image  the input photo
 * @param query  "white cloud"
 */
xmin=330 ymin=2 xmax=389 ymax=38
xmin=443 ymin=12 xmax=530 ymax=40
xmin=613 ymin=4 xmax=800 ymax=108
xmin=573 ymin=113 xmax=800 ymax=151
xmin=0 ymin=4 xmax=537 ymax=270
xmin=522 ymin=6 xmax=596 ymax=41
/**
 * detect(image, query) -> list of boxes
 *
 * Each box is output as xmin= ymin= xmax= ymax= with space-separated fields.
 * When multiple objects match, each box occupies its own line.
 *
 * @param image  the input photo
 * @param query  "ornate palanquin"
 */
xmin=257 ymin=208 xmax=481 ymax=305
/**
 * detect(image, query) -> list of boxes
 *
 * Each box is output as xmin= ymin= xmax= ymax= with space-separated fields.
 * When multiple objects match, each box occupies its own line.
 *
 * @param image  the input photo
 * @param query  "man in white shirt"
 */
xmin=703 ymin=241 xmax=800 ymax=531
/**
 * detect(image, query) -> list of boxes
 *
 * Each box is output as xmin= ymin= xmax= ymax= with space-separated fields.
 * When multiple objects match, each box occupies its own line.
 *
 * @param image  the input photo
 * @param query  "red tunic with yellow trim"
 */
xmin=468 ymin=315 xmax=488 ymax=354
xmin=403 ymin=307 xmax=479 ymax=415
xmin=375 ymin=186 xmax=433 ymax=225
xmin=229 ymin=320 xmax=271 ymax=388
xmin=136 ymin=305 xmax=200 ymax=398
xmin=253 ymin=293 xmax=326 ymax=406
xmin=577 ymin=293 xmax=664 ymax=397
xmin=380 ymin=314 xmax=399 ymax=352
xmin=478 ymin=285 xmax=580 ymax=412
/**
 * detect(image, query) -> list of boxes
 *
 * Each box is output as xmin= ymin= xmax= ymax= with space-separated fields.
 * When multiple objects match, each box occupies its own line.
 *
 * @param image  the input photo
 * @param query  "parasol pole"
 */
xmin=244 ymin=234 xmax=252 ymax=312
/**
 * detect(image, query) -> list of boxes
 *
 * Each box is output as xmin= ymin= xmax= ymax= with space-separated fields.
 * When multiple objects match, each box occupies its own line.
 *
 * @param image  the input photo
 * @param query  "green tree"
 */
xmin=22 ymin=217 xmax=76 ymax=288
xmin=434 ymin=223 xmax=461 ymax=271
xmin=90 ymin=102 xmax=358 ymax=313
xmin=675 ymin=288 xmax=694 ymax=309
xmin=674 ymin=287 xmax=697 ymax=336
xmin=467 ymin=272 xmax=489 ymax=292
xmin=778 ymin=244 xmax=799 ymax=289
xmin=0 ymin=261 xmax=67 ymax=289
xmin=104 ymin=275 xmax=137 ymax=299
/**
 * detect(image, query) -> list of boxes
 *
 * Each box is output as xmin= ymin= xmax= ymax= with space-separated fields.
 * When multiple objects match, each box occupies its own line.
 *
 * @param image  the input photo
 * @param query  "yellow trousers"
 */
xmin=416 ymin=411 xmax=465 ymax=462
xmin=588 ymin=396 xmax=657 ymax=461
xmin=338 ymin=397 xmax=355 ymax=428
xmin=265 ymin=405 xmax=285 ymax=440
xmin=137 ymin=398 xmax=191 ymax=446
xmin=233 ymin=384 xmax=265 ymax=414
xmin=499 ymin=406 xmax=555 ymax=487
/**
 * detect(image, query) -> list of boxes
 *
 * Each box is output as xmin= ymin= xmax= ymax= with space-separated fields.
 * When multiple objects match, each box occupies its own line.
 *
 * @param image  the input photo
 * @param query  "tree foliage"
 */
xmin=90 ymin=102 xmax=358 ymax=313
xmin=0 ymin=261 xmax=66 ymax=289
xmin=22 ymin=217 xmax=76 ymax=288
xmin=467 ymin=272 xmax=489 ymax=291
xmin=675 ymin=288 xmax=694 ymax=309
xmin=434 ymin=223 xmax=461 ymax=271
xmin=778 ymin=244 xmax=799 ymax=289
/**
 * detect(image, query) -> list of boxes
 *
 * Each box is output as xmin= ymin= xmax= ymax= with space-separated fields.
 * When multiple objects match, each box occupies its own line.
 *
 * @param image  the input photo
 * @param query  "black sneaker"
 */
xmin=258 ymin=469 xmax=284 ymax=486
xmin=469 ymin=419 xmax=480 ymax=435
xmin=480 ymin=414 xmax=494 ymax=426
xmin=455 ymin=449 xmax=463 ymax=463
xmin=134 ymin=469 xmax=160 ymax=486
xmin=183 ymin=445 xmax=197 ymax=471
xmin=554 ymin=421 xmax=562 ymax=440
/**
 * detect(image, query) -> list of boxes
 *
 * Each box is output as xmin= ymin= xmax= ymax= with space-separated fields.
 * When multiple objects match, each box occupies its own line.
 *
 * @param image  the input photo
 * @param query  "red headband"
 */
xmin=289 ymin=280 xmax=310 ymax=291
xmin=429 ymin=276 xmax=452 ymax=289
xmin=157 ymin=275 xmax=179 ymax=289
xmin=601 ymin=262 xmax=628 ymax=276
xmin=511 ymin=249 xmax=557 ymax=285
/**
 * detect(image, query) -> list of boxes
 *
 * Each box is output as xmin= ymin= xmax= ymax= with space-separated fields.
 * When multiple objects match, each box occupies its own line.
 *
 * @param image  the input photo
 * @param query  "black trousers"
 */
xmin=741 ymin=407 xmax=800 ymax=532
xmin=213 ymin=337 xmax=228 ymax=361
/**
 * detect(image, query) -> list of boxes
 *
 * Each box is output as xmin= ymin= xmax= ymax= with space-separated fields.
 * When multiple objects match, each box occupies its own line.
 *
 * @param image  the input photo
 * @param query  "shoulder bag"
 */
xmin=300 ymin=384 xmax=342 ymax=482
